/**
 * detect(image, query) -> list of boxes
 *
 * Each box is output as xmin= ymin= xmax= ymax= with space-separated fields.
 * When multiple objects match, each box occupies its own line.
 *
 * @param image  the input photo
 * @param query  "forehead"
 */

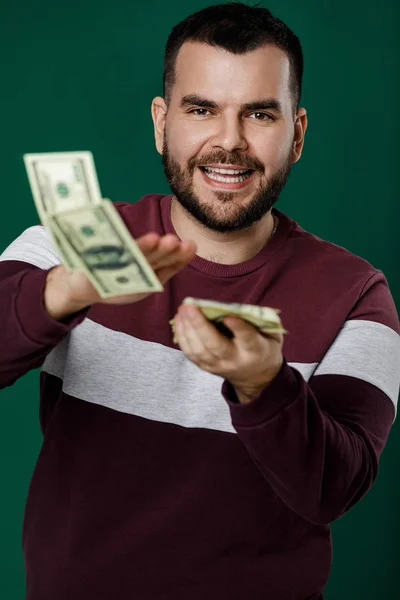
xmin=173 ymin=41 xmax=291 ymax=105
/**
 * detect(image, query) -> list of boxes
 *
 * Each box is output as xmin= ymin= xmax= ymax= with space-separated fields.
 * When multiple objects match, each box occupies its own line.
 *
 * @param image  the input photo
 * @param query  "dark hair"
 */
xmin=163 ymin=2 xmax=304 ymax=117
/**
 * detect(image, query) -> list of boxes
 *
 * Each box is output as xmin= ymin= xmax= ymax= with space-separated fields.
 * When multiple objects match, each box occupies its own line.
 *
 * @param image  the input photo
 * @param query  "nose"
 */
xmin=211 ymin=113 xmax=248 ymax=153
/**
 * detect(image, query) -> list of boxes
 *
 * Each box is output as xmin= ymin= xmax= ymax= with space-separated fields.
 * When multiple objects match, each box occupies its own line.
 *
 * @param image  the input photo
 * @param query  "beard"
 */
xmin=161 ymin=132 xmax=295 ymax=234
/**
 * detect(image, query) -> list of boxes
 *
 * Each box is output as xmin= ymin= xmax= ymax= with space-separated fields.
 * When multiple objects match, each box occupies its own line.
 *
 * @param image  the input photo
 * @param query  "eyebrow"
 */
xmin=179 ymin=94 xmax=284 ymax=115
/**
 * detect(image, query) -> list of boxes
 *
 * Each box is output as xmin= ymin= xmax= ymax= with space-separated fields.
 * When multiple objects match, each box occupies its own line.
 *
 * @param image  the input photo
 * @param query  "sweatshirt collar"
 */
xmin=161 ymin=194 xmax=294 ymax=278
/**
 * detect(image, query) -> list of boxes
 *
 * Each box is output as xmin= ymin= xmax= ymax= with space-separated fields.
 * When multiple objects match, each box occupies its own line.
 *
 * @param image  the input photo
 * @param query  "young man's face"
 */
xmin=152 ymin=41 xmax=307 ymax=233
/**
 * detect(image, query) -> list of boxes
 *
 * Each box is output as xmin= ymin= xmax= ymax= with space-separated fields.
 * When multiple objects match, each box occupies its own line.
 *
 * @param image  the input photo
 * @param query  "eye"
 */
xmin=249 ymin=112 xmax=275 ymax=122
xmin=188 ymin=108 xmax=212 ymax=117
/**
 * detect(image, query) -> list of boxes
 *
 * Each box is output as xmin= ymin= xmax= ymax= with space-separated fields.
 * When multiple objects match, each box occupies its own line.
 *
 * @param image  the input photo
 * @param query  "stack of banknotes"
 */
xmin=169 ymin=297 xmax=286 ymax=342
xmin=24 ymin=151 xmax=286 ymax=337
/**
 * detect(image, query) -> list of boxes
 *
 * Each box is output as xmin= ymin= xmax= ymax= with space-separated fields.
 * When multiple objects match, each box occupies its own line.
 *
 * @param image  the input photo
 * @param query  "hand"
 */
xmin=45 ymin=233 xmax=197 ymax=320
xmin=173 ymin=305 xmax=284 ymax=404
xmin=68 ymin=233 xmax=197 ymax=306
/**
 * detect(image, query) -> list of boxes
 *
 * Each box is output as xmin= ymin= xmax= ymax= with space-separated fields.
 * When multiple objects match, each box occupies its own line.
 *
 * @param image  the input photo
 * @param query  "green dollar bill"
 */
xmin=53 ymin=200 xmax=163 ymax=297
xmin=44 ymin=217 xmax=82 ymax=272
xmin=170 ymin=297 xmax=287 ymax=343
xmin=23 ymin=151 xmax=102 ymax=222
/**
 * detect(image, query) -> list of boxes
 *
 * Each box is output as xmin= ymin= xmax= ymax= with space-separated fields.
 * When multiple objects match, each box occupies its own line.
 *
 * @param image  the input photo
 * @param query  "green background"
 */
xmin=0 ymin=0 xmax=399 ymax=597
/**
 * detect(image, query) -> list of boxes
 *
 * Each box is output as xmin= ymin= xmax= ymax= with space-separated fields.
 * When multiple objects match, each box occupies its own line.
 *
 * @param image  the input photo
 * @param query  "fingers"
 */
xmin=138 ymin=233 xmax=197 ymax=271
xmin=155 ymin=251 xmax=196 ymax=284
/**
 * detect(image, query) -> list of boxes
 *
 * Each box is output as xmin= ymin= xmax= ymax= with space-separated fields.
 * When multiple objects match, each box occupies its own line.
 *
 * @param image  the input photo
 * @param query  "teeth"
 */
xmin=203 ymin=170 xmax=253 ymax=183
xmin=204 ymin=167 xmax=249 ymax=175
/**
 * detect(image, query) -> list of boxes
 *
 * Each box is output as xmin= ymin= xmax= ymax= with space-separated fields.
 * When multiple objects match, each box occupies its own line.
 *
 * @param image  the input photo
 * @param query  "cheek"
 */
xmin=252 ymin=129 xmax=292 ymax=171
xmin=168 ymin=120 xmax=210 ymax=162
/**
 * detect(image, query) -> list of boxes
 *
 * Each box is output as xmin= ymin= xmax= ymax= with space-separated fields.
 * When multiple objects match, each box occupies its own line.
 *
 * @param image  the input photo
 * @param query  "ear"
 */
xmin=151 ymin=96 xmax=167 ymax=155
xmin=292 ymin=107 xmax=308 ymax=163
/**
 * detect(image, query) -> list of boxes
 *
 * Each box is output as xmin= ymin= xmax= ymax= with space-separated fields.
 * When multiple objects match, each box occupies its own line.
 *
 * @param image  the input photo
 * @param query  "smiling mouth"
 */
xmin=199 ymin=166 xmax=254 ymax=183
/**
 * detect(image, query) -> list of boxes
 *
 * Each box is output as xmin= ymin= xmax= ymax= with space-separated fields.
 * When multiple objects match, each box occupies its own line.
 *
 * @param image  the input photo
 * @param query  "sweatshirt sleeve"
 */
xmin=221 ymin=270 xmax=400 ymax=526
xmin=0 ymin=226 xmax=89 ymax=389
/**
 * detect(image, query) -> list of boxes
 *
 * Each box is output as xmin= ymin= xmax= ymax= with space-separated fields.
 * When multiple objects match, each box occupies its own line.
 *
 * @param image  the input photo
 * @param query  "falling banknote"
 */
xmin=170 ymin=297 xmax=287 ymax=343
xmin=23 ymin=151 xmax=163 ymax=297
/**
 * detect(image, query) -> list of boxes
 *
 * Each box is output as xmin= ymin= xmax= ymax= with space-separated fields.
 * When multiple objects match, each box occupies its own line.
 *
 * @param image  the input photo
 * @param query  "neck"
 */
xmin=170 ymin=197 xmax=277 ymax=265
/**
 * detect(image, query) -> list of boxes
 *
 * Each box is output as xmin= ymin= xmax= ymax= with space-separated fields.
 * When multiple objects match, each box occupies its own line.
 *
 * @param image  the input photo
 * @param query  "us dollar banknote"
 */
xmin=24 ymin=151 xmax=101 ymax=222
xmin=53 ymin=199 xmax=164 ymax=297
xmin=170 ymin=297 xmax=287 ymax=343
xmin=23 ymin=151 xmax=163 ymax=297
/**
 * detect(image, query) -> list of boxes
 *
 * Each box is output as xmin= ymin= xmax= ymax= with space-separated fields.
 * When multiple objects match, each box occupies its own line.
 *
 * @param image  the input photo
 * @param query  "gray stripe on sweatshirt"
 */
xmin=41 ymin=317 xmax=398 ymax=432
xmin=313 ymin=319 xmax=399 ymax=413
xmin=41 ymin=318 xmax=317 ymax=433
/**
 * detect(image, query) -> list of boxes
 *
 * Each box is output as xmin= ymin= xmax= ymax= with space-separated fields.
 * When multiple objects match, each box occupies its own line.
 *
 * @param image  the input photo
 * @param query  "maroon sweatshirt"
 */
xmin=0 ymin=194 xmax=399 ymax=600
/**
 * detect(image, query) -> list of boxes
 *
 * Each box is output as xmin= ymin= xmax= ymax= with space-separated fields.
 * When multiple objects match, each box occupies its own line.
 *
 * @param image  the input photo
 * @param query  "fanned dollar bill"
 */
xmin=53 ymin=199 xmax=164 ymax=297
xmin=170 ymin=297 xmax=287 ymax=343
xmin=23 ymin=151 xmax=163 ymax=297
xmin=24 ymin=151 xmax=102 ymax=222
xmin=45 ymin=216 xmax=82 ymax=271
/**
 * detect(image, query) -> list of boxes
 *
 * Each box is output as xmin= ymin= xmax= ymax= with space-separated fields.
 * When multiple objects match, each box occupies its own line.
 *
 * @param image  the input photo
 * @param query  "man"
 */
xmin=0 ymin=3 xmax=399 ymax=599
